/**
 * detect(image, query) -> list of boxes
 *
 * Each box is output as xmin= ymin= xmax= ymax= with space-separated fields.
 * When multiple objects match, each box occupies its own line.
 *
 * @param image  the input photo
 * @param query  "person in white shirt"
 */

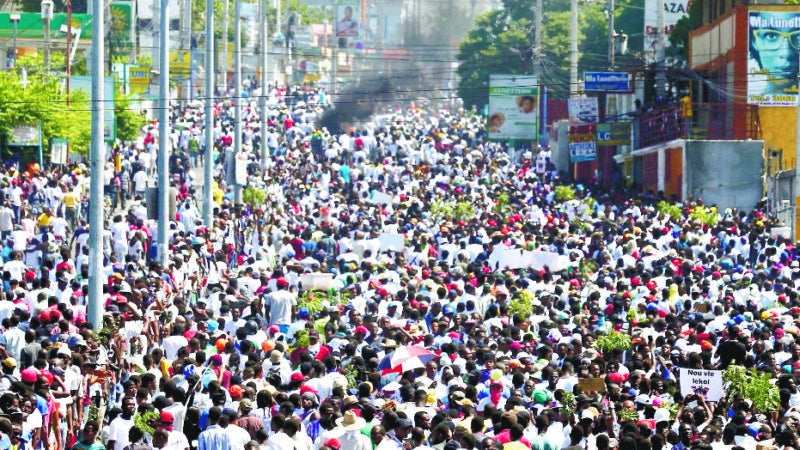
xmin=107 ymin=396 xmax=136 ymax=450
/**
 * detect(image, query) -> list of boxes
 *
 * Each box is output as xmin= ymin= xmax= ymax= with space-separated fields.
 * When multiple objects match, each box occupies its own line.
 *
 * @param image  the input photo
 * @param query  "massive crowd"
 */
xmin=0 ymin=83 xmax=794 ymax=450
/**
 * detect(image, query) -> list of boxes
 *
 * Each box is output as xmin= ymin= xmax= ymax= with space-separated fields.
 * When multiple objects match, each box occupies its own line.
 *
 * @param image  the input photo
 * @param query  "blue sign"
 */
xmin=584 ymin=72 xmax=632 ymax=93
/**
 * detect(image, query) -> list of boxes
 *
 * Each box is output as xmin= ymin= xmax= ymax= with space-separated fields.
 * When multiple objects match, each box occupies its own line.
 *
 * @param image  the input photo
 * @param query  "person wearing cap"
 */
xmin=265 ymin=278 xmax=296 ymax=329
xmin=331 ymin=410 xmax=371 ymax=450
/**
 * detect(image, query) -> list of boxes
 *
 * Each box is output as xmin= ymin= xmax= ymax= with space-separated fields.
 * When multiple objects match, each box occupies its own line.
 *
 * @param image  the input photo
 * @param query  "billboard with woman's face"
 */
xmin=487 ymin=75 xmax=539 ymax=140
xmin=748 ymin=11 xmax=800 ymax=106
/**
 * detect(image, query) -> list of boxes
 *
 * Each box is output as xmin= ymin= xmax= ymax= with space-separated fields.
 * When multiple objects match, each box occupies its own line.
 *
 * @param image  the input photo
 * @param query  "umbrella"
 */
xmin=379 ymin=345 xmax=436 ymax=373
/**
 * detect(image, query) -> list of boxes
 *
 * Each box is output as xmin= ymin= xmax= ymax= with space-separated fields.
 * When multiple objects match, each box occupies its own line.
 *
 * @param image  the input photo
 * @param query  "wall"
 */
xmin=684 ymin=140 xmax=763 ymax=211
xmin=759 ymin=107 xmax=797 ymax=171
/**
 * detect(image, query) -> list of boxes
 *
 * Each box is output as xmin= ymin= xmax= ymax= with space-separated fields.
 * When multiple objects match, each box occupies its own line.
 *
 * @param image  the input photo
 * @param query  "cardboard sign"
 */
xmin=487 ymin=247 xmax=570 ymax=272
xmin=678 ymin=368 xmax=723 ymax=401
xmin=377 ymin=233 xmax=405 ymax=252
xmin=577 ymin=377 xmax=606 ymax=393
xmin=299 ymin=273 xmax=337 ymax=290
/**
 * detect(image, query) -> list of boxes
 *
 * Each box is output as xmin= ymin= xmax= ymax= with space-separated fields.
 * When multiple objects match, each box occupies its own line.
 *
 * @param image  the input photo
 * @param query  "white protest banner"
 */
xmin=299 ymin=273 xmax=337 ymax=290
xmin=370 ymin=191 xmax=393 ymax=205
xmin=487 ymin=247 xmax=571 ymax=272
xmin=378 ymin=233 xmax=405 ymax=252
xmin=679 ymin=368 xmax=723 ymax=401
xmin=354 ymin=239 xmax=381 ymax=258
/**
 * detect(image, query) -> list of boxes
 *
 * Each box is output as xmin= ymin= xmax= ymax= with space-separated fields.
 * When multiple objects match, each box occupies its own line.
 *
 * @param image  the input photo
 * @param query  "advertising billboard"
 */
xmin=487 ymin=75 xmax=539 ymax=140
xmin=569 ymin=124 xmax=597 ymax=162
xmin=643 ymin=0 xmax=690 ymax=63
xmin=748 ymin=11 xmax=800 ymax=106
xmin=335 ymin=0 xmax=361 ymax=49
xmin=568 ymin=96 xmax=599 ymax=124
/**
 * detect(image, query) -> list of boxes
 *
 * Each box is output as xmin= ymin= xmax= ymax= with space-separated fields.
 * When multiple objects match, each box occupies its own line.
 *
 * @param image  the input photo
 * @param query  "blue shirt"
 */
xmin=198 ymin=425 xmax=230 ymax=450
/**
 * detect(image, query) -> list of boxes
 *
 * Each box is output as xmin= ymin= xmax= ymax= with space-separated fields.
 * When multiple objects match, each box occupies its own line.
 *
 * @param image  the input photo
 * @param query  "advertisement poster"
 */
xmin=487 ymin=75 xmax=539 ymax=140
xmin=748 ymin=11 xmax=800 ymax=106
xmin=335 ymin=0 xmax=361 ymax=49
xmin=644 ymin=0 xmax=690 ymax=63
xmin=109 ymin=1 xmax=134 ymax=57
xmin=568 ymin=96 xmax=599 ymax=124
xmin=569 ymin=124 xmax=597 ymax=162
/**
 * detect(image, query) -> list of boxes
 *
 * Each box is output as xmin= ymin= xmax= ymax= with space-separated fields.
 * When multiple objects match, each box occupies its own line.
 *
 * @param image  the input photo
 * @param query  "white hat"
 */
xmin=654 ymin=408 xmax=671 ymax=423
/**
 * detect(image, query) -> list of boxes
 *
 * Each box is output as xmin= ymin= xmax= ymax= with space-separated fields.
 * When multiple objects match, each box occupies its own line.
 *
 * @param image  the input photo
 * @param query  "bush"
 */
xmin=594 ymin=331 xmax=632 ymax=353
xmin=657 ymin=201 xmax=683 ymax=222
xmin=509 ymin=290 xmax=535 ymax=319
xmin=242 ymin=186 xmax=266 ymax=207
xmin=723 ymin=365 xmax=780 ymax=413
xmin=554 ymin=185 xmax=576 ymax=202
xmin=689 ymin=205 xmax=719 ymax=226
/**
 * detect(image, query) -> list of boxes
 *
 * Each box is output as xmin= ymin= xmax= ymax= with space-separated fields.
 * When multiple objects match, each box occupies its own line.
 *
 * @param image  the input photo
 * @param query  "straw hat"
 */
xmin=335 ymin=410 xmax=366 ymax=432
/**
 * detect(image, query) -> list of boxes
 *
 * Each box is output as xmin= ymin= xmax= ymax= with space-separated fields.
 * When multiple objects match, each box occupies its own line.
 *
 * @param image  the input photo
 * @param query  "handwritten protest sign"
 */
xmin=678 ymin=368 xmax=723 ymax=401
xmin=577 ymin=377 xmax=607 ymax=393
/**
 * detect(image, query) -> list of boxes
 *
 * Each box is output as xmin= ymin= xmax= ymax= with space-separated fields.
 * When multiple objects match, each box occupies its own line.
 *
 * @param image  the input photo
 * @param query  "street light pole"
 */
xmin=259 ymin=0 xmax=269 ymax=169
xmin=66 ymin=0 xmax=73 ymax=103
xmin=204 ymin=0 xmax=215 ymax=226
xmin=233 ymin=0 xmax=242 ymax=204
xmin=158 ymin=0 xmax=171 ymax=265
xmin=87 ymin=0 xmax=105 ymax=331
xmin=42 ymin=0 xmax=54 ymax=72
xmin=9 ymin=13 xmax=20 ymax=68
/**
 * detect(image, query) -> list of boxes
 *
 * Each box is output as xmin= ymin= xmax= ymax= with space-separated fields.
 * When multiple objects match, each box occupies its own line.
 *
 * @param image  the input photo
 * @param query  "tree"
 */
xmin=115 ymin=92 xmax=147 ymax=143
xmin=669 ymin=0 xmax=703 ymax=63
xmin=457 ymin=0 xmax=619 ymax=109
xmin=0 ymin=70 xmax=91 ymax=155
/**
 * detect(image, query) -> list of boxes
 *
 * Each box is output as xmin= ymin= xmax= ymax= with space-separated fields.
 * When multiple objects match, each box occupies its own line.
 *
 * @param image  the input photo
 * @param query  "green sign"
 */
xmin=109 ymin=1 xmax=134 ymax=58
xmin=596 ymin=122 xmax=632 ymax=146
xmin=0 ymin=12 xmax=93 ymax=39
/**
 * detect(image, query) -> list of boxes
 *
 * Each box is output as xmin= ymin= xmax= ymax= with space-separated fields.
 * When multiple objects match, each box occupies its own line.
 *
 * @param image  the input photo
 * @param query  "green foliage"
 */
xmin=560 ymin=391 xmax=576 ymax=416
xmin=579 ymin=259 xmax=598 ymax=281
xmin=298 ymin=289 xmax=351 ymax=316
xmin=689 ymin=205 xmax=719 ymax=226
xmin=293 ymin=329 xmax=310 ymax=349
xmin=657 ymin=201 xmax=683 ymax=222
xmin=594 ymin=331 xmax=632 ymax=353
xmin=669 ymin=0 xmax=703 ymax=63
xmin=342 ymin=364 xmax=359 ymax=389
xmin=618 ymin=408 xmax=639 ymax=422
xmin=115 ymin=93 xmax=146 ymax=142
xmin=243 ymin=186 xmax=267 ymax=207
xmin=0 ymin=71 xmax=91 ymax=155
xmin=509 ymin=290 xmax=535 ymax=319
xmin=495 ymin=192 xmax=510 ymax=215
xmin=430 ymin=199 xmax=476 ymax=221
xmin=723 ymin=365 xmax=780 ymax=414
xmin=554 ymin=185 xmax=576 ymax=202
xmin=133 ymin=410 xmax=159 ymax=436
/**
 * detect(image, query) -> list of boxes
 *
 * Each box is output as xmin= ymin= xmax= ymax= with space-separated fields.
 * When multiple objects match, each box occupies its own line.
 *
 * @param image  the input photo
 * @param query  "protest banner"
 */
xmin=679 ymin=368 xmax=723 ymax=401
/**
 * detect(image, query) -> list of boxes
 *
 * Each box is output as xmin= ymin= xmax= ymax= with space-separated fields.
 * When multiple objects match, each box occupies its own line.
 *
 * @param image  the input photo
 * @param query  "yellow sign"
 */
xmin=129 ymin=64 xmax=151 ymax=96
xmin=170 ymin=50 xmax=190 ymax=75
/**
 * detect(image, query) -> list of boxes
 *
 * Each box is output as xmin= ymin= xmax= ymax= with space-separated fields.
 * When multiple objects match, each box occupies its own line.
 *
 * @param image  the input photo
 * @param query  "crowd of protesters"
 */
xmin=0 ymin=82 xmax=794 ymax=450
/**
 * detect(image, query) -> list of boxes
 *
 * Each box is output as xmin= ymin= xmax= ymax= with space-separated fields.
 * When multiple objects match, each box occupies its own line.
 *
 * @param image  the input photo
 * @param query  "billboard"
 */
xmin=596 ymin=123 xmax=632 ymax=146
xmin=70 ymin=76 xmax=116 ymax=141
xmin=335 ymin=0 xmax=361 ymax=49
xmin=568 ymin=96 xmax=599 ymax=124
xmin=644 ymin=0 xmax=690 ymax=63
xmin=487 ymin=75 xmax=539 ymax=140
xmin=748 ymin=11 xmax=800 ymax=106
xmin=109 ymin=1 xmax=134 ymax=57
xmin=569 ymin=124 xmax=597 ymax=162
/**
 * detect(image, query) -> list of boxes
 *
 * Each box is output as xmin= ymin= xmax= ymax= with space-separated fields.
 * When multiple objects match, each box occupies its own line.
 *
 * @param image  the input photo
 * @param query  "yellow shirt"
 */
xmin=37 ymin=213 xmax=52 ymax=228
xmin=63 ymin=191 xmax=77 ymax=208
xmin=212 ymin=182 xmax=223 ymax=206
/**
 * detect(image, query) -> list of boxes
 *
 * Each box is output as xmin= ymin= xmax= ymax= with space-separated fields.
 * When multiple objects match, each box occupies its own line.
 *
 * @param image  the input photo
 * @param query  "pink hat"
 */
xmin=20 ymin=368 xmax=39 ymax=384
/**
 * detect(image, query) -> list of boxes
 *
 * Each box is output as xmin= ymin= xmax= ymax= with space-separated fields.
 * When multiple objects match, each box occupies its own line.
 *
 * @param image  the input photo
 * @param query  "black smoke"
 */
xmin=318 ymin=77 xmax=394 ymax=135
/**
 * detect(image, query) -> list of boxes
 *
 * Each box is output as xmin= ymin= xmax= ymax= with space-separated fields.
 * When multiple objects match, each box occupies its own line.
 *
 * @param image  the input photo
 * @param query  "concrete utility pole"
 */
xmin=87 ymin=0 xmax=105 ymax=331
xmin=608 ymin=0 xmax=615 ymax=68
xmin=534 ymin=0 xmax=542 ymax=82
xmin=332 ymin=2 xmax=338 ymax=101
xmin=42 ymin=0 xmax=54 ymax=72
xmin=204 ymin=0 xmax=215 ymax=226
xmin=65 ymin=0 xmax=72 ymax=103
xmin=222 ymin=0 xmax=230 ymax=93
xmin=233 ymin=0 xmax=243 ymax=203
xmin=259 ymin=0 xmax=269 ymax=169
xmin=655 ymin=0 xmax=666 ymax=100
xmin=183 ymin=0 xmax=193 ymax=102
xmin=158 ymin=0 xmax=170 ymax=265
xmin=570 ymin=0 xmax=578 ymax=95
xmin=153 ymin=0 xmax=160 ymax=72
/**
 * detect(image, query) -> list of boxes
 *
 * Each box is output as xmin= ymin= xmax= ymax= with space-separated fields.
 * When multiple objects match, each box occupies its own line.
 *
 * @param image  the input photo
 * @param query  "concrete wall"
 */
xmin=684 ymin=140 xmax=763 ymax=211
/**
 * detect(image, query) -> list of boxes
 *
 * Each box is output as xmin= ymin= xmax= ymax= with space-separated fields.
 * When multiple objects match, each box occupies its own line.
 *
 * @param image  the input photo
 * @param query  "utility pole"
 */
xmin=655 ymin=0 xmax=666 ymax=100
xmin=332 ymin=2 xmax=338 ymax=102
xmin=183 ymin=0 xmax=193 ymax=103
xmin=157 ymin=0 xmax=170 ymax=265
xmin=233 ymin=0 xmax=243 ymax=204
xmin=259 ymin=0 xmax=269 ymax=169
xmin=204 ymin=0 xmax=215 ymax=226
xmin=65 ymin=0 xmax=72 ymax=103
xmin=153 ymin=0 xmax=160 ymax=72
xmin=608 ymin=0 xmax=615 ymax=68
xmin=87 ymin=0 xmax=105 ymax=331
xmin=223 ymin=0 xmax=229 ymax=93
xmin=42 ymin=0 xmax=54 ymax=72
xmin=569 ymin=0 xmax=578 ymax=96
xmin=533 ymin=0 xmax=542 ymax=81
